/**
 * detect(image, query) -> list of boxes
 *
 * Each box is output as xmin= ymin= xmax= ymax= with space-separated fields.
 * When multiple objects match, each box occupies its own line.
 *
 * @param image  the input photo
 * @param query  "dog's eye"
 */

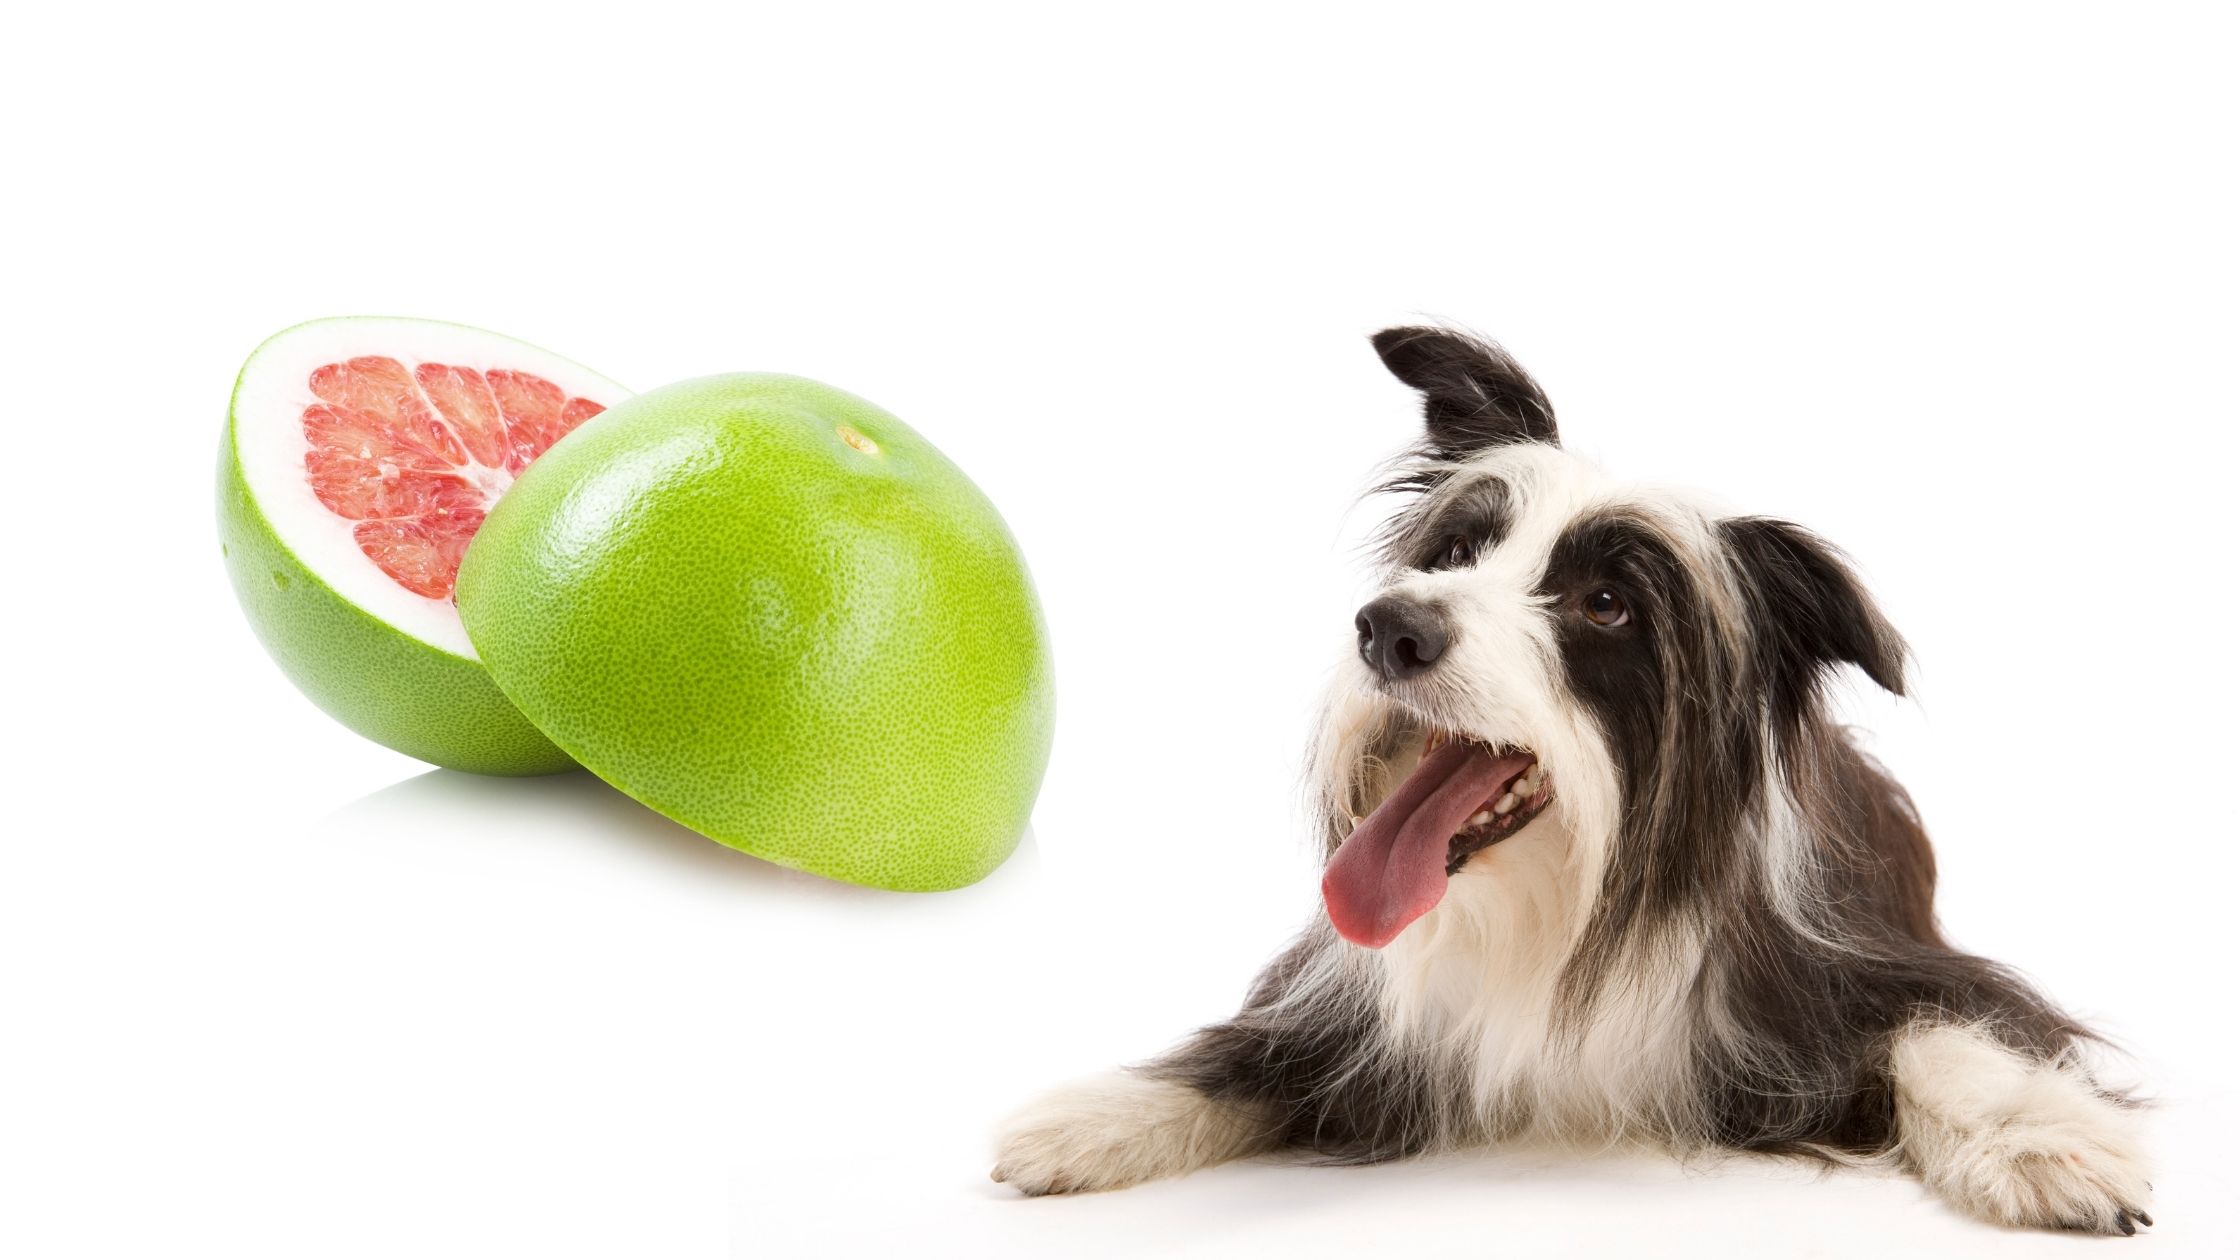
xmin=1584 ymin=589 xmax=1630 ymax=627
xmin=1442 ymin=535 xmax=1474 ymax=568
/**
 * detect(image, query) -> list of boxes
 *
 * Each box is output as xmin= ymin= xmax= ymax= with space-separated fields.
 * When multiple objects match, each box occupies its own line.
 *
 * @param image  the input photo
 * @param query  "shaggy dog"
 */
xmin=993 ymin=327 xmax=2150 ymax=1235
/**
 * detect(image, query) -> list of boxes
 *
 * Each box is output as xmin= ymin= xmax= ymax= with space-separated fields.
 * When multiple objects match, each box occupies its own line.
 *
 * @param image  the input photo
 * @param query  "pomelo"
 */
xmin=455 ymin=374 xmax=1055 ymax=890
xmin=217 ymin=317 xmax=629 ymax=774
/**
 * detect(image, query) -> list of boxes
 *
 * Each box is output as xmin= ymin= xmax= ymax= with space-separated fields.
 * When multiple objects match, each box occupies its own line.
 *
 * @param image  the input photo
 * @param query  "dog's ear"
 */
xmin=1371 ymin=326 xmax=1558 ymax=454
xmin=1720 ymin=517 xmax=1908 ymax=703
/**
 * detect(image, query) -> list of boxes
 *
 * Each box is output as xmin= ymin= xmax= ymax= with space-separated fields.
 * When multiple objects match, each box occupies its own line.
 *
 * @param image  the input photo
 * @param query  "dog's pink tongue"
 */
xmin=1322 ymin=740 xmax=1530 ymax=948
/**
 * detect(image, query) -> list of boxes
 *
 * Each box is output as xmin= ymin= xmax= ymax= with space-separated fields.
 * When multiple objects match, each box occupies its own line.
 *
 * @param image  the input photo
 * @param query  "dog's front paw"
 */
xmin=1914 ymin=1104 xmax=2153 ymax=1236
xmin=1929 ymin=1140 xmax=2153 ymax=1236
xmin=991 ymin=1072 xmax=1268 ymax=1196
xmin=1893 ymin=1023 xmax=2154 ymax=1235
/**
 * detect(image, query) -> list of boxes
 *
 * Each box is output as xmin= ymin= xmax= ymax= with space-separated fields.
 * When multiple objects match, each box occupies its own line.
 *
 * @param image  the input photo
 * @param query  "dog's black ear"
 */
xmin=1371 ymin=326 xmax=1558 ymax=454
xmin=1721 ymin=517 xmax=1908 ymax=706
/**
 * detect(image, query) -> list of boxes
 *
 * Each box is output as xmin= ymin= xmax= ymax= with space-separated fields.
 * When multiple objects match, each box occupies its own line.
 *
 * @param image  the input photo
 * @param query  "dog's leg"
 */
xmin=990 ymin=1070 xmax=1278 ymax=1196
xmin=994 ymin=927 xmax=1403 ymax=1195
xmin=1889 ymin=1022 xmax=2151 ymax=1235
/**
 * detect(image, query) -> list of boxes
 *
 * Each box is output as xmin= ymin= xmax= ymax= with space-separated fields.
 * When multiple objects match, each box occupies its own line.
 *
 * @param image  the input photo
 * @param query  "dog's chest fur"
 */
xmin=1374 ymin=816 xmax=1710 ymax=1147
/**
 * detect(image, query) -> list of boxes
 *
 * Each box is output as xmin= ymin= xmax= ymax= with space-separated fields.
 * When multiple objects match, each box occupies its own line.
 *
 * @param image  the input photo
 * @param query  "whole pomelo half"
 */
xmin=217 ymin=316 xmax=629 ymax=774
xmin=455 ymin=374 xmax=1056 ymax=890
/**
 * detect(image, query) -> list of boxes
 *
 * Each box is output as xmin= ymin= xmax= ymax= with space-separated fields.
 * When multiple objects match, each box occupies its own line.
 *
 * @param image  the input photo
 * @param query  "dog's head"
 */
xmin=1318 ymin=327 xmax=1908 ymax=952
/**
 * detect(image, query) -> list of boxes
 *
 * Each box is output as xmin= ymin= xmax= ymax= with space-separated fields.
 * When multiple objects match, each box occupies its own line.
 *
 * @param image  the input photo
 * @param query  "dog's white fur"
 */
xmin=1334 ymin=447 xmax=1709 ymax=1141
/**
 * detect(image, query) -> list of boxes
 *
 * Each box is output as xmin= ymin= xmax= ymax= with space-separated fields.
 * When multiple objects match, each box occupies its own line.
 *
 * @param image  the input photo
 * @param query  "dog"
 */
xmin=992 ymin=327 xmax=2151 ymax=1235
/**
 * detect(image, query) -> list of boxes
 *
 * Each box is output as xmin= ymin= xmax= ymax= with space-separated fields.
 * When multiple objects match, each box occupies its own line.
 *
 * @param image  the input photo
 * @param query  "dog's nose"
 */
xmin=1356 ymin=596 xmax=1449 ymax=681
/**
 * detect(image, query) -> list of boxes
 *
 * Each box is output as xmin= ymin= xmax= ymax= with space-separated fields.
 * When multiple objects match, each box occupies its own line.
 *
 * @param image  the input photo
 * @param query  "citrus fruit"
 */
xmin=217 ymin=316 xmax=629 ymax=774
xmin=455 ymin=373 xmax=1055 ymax=890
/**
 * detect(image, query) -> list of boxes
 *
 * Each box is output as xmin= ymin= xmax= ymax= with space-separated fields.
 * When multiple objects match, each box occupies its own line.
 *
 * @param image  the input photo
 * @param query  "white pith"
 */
xmin=231 ymin=317 xmax=630 ymax=658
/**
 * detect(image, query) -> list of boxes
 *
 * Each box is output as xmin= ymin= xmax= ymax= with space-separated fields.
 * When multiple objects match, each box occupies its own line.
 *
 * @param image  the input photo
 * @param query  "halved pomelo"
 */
xmin=456 ymin=374 xmax=1055 ymax=889
xmin=217 ymin=317 xmax=629 ymax=774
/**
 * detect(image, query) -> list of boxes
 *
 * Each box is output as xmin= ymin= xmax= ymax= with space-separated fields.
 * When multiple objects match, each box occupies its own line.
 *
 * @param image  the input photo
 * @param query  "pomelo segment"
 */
xmin=218 ymin=317 xmax=629 ymax=774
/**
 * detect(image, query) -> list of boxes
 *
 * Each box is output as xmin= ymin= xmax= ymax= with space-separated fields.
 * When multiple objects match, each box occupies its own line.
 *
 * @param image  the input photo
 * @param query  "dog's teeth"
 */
xmin=1469 ymin=810 xmax=1493 ymax=827
xmin=1494 ymin=792 xmax=1518 ymax=814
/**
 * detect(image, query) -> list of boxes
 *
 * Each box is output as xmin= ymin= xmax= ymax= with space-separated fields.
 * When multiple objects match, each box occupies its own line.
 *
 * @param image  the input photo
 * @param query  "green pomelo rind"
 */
xmin=455 ymin=373 xmax=1056 ymax=889
xmin=217 ymin=443 xmax=571 ymax=774
xmin=217 ymin=318 xmax=608 ymax=776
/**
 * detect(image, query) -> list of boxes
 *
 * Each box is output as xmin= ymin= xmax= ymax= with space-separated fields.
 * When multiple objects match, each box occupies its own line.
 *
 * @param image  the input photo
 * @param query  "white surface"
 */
xmin=4 ymin=4 xmax=2235 ymax=1258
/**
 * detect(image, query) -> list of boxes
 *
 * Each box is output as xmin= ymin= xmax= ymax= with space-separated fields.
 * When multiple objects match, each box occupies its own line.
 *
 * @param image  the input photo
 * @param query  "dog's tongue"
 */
xmin=1322 ymin=739 xmax=1532 ymax=948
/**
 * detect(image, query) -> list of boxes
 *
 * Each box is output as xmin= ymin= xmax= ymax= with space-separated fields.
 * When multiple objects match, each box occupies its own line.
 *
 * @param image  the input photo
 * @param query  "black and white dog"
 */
xmin=994 ymin=327 xmax=2151 ymax=1235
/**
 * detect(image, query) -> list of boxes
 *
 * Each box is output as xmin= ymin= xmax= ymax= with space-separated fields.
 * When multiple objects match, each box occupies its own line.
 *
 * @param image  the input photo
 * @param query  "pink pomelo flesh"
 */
xmin=1321 ymin=739 xmax=1539 ymax=948
xmin=301 ymin=356 xmax=605 ymax=600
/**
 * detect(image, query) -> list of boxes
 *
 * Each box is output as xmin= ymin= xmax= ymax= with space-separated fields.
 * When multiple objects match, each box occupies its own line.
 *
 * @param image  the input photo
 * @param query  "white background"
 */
xmin=5 ymin=4 xmax=2235 ymax=1257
